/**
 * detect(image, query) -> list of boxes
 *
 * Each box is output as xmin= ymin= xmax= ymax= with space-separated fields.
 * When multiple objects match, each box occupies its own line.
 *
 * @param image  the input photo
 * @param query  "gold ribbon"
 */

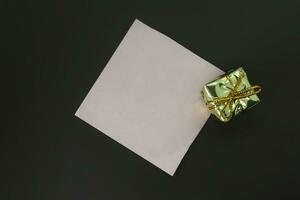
xmin=207 ymin=71 xmax=262 ymax=116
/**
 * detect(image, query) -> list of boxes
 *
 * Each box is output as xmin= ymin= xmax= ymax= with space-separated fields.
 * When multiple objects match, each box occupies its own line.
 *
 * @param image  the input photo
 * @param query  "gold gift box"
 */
xmin=201 ymin=67 xmax=261 ymax=122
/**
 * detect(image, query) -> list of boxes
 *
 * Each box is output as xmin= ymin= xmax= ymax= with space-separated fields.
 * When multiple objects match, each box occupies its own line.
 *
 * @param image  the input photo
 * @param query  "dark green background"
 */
xmin=2 ymin=0 xmax=300 ymax=199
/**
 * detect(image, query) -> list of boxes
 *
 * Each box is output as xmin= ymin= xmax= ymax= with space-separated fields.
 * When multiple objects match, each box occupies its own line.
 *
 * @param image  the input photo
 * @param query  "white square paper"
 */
xmin=75 ymin=19 xmax=224 ymax=175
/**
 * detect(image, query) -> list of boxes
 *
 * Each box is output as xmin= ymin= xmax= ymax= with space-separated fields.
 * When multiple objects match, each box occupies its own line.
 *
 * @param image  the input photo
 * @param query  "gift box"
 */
xmin=202 ymin=67 xmax=261 ymax=122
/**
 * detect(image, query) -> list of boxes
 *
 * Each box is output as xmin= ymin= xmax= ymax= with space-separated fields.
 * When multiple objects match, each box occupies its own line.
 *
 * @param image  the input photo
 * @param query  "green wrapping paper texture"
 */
xmin=201 ymin=67 xmax=260 ymax=122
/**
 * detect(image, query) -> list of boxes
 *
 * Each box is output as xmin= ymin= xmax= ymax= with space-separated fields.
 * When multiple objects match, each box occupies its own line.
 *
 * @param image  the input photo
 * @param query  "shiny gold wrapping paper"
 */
xmin=201 ymin=67 xmax=261 ymax=122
